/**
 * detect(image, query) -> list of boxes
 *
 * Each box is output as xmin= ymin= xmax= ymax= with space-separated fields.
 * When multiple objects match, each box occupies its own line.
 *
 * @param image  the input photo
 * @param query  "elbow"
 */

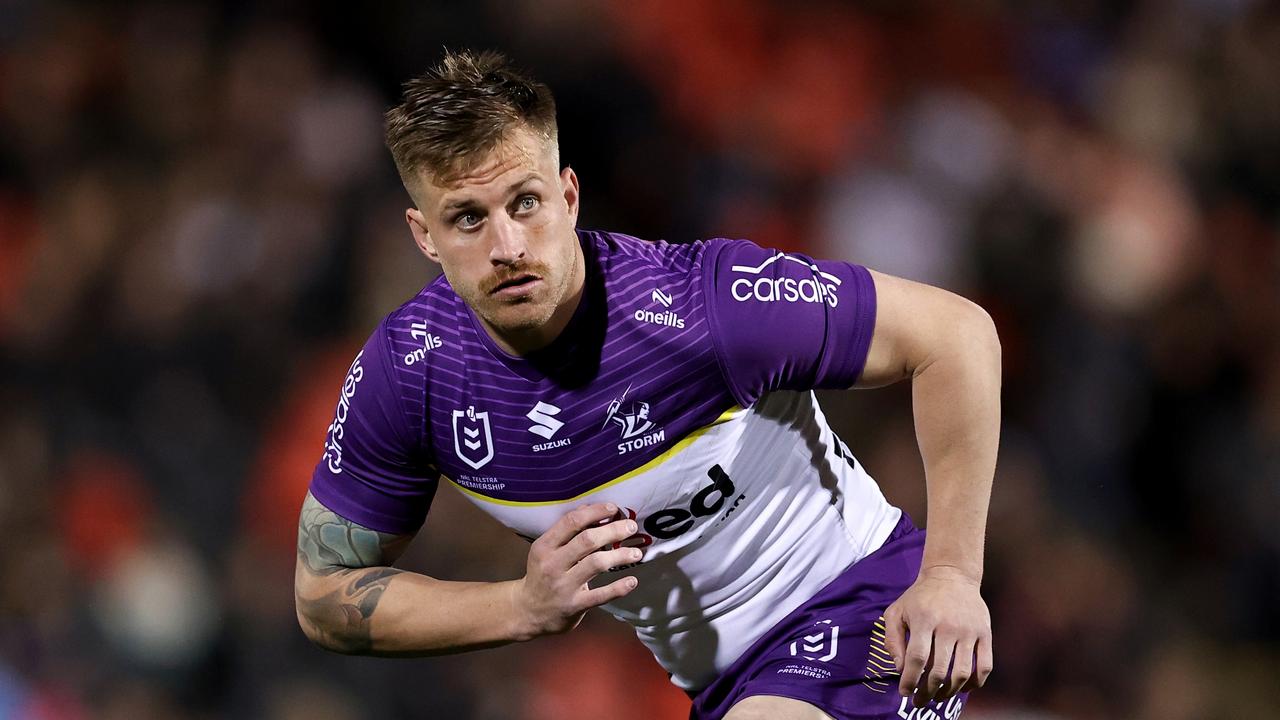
xmin=960 ymin=299 xmax=1002 ymax=375
xmin=295 ymin=589 xmax=365 ymax=655
xmin=294 ymin=594 xmax=332 ymax=650
xmin=295 ymin=600 xmax=325 ymax=648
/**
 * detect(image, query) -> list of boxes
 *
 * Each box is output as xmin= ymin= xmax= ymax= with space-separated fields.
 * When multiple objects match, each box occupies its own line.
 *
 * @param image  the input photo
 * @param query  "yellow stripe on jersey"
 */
xmin=442 ymin=406 xmax=746 ymax=507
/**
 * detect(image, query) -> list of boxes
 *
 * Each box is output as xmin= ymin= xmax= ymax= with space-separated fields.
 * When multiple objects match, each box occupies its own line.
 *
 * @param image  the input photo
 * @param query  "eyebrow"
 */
xmin=440 ymin=173 xmax=542 ymax=212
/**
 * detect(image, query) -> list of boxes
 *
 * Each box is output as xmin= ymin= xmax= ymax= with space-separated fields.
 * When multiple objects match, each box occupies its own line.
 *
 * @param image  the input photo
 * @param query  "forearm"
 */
xmin=910 ymin=303 xmax=1001 ymax=583
xmin=294 ymin=490 xmax=538 ymax=656
xmin=295 ymin=565 xmax=532 ymax=656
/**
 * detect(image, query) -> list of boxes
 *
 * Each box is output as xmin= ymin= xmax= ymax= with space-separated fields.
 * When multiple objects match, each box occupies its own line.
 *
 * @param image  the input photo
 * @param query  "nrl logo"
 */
xmin=789 ymin=619 xmax=840 ymax=662
xmin=452 ymin=405 xmax=494 ymax=470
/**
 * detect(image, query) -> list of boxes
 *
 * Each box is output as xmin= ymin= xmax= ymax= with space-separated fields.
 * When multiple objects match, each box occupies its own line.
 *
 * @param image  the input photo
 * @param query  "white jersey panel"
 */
xmin=448 ymin=390 xmax=900 ymax=690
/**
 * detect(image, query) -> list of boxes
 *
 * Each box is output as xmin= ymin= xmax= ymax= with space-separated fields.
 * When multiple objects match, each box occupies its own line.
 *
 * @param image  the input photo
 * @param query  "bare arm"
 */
xmin=856 ymin=270 xmax=1001 ymax=581
xmin=855 ymin=269 xmax=1001 ymax=706
xmin=294 ymin=491 xmax=640 ymax=655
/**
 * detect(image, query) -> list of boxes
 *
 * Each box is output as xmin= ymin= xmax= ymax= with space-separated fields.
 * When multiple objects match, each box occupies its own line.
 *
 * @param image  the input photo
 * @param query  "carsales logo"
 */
xmin=730 ymin=252 xmax=841 ymax=307
xmin=323 ymin=350 xmax=365 ymax=474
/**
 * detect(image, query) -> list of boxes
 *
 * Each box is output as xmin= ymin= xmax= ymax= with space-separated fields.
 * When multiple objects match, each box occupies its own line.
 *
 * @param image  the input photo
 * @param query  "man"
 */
xmin=295 ymin=50 xmax=999 ymax=720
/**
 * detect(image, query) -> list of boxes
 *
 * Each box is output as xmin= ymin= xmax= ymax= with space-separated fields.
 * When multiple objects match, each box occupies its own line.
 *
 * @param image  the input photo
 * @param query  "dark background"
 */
xmin=1 ymin=1 xmax=1277 ymax=718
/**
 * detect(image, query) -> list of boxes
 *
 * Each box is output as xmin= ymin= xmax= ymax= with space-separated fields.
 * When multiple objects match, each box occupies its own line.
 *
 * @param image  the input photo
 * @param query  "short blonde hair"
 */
xmin=384 ymin=50 xmax=558 ymax=190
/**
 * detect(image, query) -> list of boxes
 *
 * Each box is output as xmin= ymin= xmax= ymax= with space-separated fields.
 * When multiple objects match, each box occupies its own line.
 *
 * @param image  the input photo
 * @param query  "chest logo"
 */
xmin=452 ymin=405 xmax=495 ymax=470
xmin=604 ymin=385 xmax=665 ymax=454
xmin=526 ymin=402 xmax=564 ymax=438
xmin=633 ymin=287 xmax=685 ymax=328
xmin=404 ymin=321 xmax=443 ymax=366
xmin=528 ymin=402 xmax=571 ymax=452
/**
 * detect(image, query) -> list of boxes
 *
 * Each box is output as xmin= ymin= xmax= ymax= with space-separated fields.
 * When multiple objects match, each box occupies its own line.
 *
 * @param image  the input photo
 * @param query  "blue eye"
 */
xmin=456 ymin=212 xmax=481 ymax=229
xmin=517 ymin=195 xmax=539 ymax=213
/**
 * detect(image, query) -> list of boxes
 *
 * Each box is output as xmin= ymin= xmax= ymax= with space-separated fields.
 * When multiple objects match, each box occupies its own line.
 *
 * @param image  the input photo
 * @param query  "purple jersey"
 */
xmin=310 ymin=230 xmax=901 ymax=690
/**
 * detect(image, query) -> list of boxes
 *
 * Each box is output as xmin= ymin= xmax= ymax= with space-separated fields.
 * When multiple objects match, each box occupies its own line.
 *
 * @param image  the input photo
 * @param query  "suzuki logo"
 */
xmin=526 ymin=402 xmax=564 ymax=439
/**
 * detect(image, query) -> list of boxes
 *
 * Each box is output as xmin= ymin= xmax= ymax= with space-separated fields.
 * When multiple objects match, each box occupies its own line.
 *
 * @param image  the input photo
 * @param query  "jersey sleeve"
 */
xmin=308 ymin=318 xmax=437 ymax=534
xmin=701 ymin=239 xmax=878 ymax=407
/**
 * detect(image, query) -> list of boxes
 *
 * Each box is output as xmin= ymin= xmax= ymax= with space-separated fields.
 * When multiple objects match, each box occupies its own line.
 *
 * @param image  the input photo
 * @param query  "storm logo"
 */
xmin=604 ymin=385 xmax=664 ymax=454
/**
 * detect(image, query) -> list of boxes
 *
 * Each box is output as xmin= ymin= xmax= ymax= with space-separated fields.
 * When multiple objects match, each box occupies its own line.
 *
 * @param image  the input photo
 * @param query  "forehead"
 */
xmin=423 ymin=129 xmax=558 ymax=208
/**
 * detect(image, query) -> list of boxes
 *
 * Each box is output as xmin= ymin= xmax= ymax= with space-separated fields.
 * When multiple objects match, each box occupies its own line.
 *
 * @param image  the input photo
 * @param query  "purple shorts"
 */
xmin=688 ymin=512 xmax=969 ymax=720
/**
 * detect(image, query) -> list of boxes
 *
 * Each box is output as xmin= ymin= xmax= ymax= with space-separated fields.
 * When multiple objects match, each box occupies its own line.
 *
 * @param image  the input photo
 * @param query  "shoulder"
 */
xmin=375 ymin=274 xmax=460 ymax=370
xmin=582 ymin=228 xmax=719 ymax=276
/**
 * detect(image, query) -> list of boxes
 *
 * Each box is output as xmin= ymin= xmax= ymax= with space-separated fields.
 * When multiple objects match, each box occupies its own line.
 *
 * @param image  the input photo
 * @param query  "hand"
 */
xmin=512 ymin=503 xmax=642 ymax=638
xmin=883 ymin=566 xmax=993 ymax=708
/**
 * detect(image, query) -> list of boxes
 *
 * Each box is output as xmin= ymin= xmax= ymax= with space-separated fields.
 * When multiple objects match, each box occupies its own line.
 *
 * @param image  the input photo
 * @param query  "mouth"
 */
xmin=490 ymin=274 xmax=542 ymax=297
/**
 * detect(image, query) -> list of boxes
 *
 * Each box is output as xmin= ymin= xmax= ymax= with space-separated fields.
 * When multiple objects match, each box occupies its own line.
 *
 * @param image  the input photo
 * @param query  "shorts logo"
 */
xmin=452 ymin=405 xmax=494 ymax=470
xmin=897 ymin=695 xmax=965 ymax=719
xmin=790 ymin=619 xmax=840 ymax=662
xmin=604 ymin=384 xmax=665 ymax=454
xmin=729 ymin=252 xmax=841 ymax=307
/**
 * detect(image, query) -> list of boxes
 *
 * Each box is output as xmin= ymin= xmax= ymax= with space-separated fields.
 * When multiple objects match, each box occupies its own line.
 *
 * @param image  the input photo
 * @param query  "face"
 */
xmin=406 ymin=126 xmax=582 ymax=354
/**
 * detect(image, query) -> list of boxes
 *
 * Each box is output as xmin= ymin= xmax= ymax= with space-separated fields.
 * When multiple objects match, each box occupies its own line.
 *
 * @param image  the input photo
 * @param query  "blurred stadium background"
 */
xmin=1 ymin=0 xmax=1278 ymax=718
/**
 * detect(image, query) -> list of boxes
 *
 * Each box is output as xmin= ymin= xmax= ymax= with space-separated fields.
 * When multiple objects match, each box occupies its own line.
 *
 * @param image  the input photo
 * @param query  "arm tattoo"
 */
xmin=296 ymin=492 xmax=411 ymax=653
xmin=297 ymin=492 xmax=403 ymax=575
xmin=301 ymin=567 xmax=403 ymax=654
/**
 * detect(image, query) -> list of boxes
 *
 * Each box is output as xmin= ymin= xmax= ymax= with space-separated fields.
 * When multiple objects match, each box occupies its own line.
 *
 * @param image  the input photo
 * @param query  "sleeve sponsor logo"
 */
xmin=323 ymin=350 xmax=365 ymax=474
xmin=729 ymin=252 xmax=841 ymax=307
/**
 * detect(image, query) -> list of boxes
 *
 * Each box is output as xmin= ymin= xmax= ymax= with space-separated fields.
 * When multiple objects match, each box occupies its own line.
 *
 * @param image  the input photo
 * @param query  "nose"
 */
xmin=488 ymin=215 xmax=528 ymax=266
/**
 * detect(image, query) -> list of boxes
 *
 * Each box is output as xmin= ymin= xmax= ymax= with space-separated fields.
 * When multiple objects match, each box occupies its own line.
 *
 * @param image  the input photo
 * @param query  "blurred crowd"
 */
xmin=1 ymin=1 xmax=1277 ymax=718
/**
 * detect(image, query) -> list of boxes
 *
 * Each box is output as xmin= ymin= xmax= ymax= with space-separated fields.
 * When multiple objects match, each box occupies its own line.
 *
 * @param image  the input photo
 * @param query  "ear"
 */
xmin=560 ymin=166 xmax=580 ymax=225
xmin=406 ymin=207 xmax=440 ymax=263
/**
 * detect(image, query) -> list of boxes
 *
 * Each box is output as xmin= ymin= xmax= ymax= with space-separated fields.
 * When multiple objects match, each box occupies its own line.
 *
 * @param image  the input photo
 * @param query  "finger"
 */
xmin=578 ymin=575 xmax=639 ymax=609
xmin=898 ymin=621 xmax=934 ymax=699
xmin=969 ymin=632 xmax=994 ymax=690
xmin=882 ymin=607 xmax=906 ymax=672
xmin=915 ymin=635 xmax=953 ymax=709
xmin=568 ymin=546 xmax=644 ymax=585
xmin=940 ymin=636 xmax=975 ymax=701
xmin=538 ymin=503 xmax=619 ymax=549
xmin=562 ymin=518 xmax=638 ymax=564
